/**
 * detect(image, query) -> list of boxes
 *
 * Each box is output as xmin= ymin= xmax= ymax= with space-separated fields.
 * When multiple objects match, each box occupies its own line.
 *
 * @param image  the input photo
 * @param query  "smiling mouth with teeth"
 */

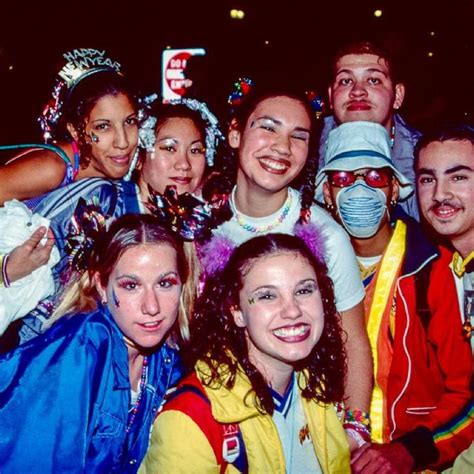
xmin=259 ymin=158 xmax=290 ymax=173
xmin=140 ymin=321 xmax=161 ymax=329
xmin=432 ymin=205 xmax=461 ymax=219
xmin=273 ymin=324 xmax=309 ymax=338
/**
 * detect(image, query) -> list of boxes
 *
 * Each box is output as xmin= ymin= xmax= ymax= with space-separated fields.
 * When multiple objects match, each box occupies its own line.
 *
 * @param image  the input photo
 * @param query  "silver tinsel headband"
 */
xmin=125 ymin=94 xmax=224 ymax=180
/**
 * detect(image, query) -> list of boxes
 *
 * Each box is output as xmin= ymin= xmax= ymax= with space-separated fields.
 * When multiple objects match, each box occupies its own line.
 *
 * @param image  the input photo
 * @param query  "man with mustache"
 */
xmin=319 ymin=40 xmax=421 ymax=220
xmin=416 ymin=124 xmax=474 ymax=356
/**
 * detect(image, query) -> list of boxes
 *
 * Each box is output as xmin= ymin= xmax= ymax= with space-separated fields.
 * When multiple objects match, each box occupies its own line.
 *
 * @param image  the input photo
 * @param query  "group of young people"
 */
xmin=0 ymin=42 xmax=472 ymax=473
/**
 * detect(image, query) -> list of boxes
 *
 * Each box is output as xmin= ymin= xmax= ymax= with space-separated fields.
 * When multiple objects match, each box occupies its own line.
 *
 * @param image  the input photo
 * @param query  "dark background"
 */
xmin=0 ymin=0 xmax=472 ymax=145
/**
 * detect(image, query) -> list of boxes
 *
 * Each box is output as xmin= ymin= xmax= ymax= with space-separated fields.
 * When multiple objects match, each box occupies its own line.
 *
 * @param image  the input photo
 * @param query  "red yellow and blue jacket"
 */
xmin=364 ymin=209 xmax=473 ymax=469
xmin=141 ymin=361 xmax=350 ymax=473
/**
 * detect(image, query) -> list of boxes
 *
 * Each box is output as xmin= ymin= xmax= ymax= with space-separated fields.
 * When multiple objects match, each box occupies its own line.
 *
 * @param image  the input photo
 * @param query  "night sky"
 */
xmin=0 ymin=0 xmax=472 ymax=144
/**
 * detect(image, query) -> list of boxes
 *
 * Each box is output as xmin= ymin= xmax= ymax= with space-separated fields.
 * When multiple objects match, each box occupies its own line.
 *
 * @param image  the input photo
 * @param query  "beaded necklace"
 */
xmin=126 ymin=356 xmax=149 ymax=433
xmin=232 ymin=188 xmax=293 ymax=234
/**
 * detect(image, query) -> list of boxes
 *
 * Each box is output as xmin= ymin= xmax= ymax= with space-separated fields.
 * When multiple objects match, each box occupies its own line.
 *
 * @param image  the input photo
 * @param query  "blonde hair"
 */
xmin=46 ymin=214 xmax=191 ymax=344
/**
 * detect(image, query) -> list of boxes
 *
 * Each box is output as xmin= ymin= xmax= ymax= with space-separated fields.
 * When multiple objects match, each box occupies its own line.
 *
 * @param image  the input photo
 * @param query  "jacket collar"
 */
xmin=98 ymin=306 xmax=131 ymax=390
xmin=196 ymin=361 xmax=309 ymax=424
xmin=391 ymin=206 xmax=439 ymax=275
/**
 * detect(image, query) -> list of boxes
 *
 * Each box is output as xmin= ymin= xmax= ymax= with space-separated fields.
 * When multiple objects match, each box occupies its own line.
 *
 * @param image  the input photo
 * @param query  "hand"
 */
xmin=6 ymin=226 xmax=55 ymax=282
xmin=351 ymin=442 xmax=414 ymax=474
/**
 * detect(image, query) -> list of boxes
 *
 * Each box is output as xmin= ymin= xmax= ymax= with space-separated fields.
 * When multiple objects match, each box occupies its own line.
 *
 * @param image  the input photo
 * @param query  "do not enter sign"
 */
xmin=162 ymin=48 xmax=206 ymax=102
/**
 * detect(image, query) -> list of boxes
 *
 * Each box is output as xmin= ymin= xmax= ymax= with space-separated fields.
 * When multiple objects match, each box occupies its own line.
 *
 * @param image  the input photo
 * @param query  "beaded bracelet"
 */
xmin=344 ymin=409 xmax=371 ymax=430
xmin=0 ymin=254 xmax=4 ymax=287
xmin=343 ymin=421 xmax=371 ymax=443
xmin=1 ymin=253 xmax=11 ymax=288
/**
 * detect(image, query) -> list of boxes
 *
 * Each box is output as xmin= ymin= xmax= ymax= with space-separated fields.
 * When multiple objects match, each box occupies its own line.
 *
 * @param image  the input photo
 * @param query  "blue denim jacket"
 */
xmin=0 ymin=305 xmax=183 ymax=473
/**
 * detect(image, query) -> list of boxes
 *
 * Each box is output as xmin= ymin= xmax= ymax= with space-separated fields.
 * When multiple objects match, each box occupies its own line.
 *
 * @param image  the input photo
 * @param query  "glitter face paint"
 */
xmin=112 ymin=288 xmax=120 ymax=308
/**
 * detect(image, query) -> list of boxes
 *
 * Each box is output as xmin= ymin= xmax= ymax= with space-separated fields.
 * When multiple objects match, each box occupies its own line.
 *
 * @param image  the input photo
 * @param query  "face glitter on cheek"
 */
xmin=112 ymin=288 xmax=120 ymax=308
xmin=90 ymin=131 xmax=99 ymax=143
xmin=248 ymin=297 xmax=255 ymax=305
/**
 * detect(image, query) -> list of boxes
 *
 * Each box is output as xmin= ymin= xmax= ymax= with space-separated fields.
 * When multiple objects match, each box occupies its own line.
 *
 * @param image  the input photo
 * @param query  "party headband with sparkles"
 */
xmin=39 ymin=48 xmax=122 ymax=143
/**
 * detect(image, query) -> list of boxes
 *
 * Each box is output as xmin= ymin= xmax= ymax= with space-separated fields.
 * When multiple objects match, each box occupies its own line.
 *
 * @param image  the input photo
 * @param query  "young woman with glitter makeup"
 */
xmin=198 ymin=84 xmax=371 ymax=449
xmin=0 ymin=215 xmax=187 ymax=472
xmin=7 ymin=97 xmax=223 ymax=344
xmin=142 ymin=234 xmax=350 ymax=472
xmin=0 ymin=49 xmax=139 ymax=207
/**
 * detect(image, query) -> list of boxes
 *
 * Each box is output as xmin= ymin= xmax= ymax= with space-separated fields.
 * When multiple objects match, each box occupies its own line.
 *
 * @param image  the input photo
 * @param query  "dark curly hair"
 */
xmin=186 ymin=233 xmax=346 ymax=415
xmin=201 ymin=83 xmax=322 ymax=231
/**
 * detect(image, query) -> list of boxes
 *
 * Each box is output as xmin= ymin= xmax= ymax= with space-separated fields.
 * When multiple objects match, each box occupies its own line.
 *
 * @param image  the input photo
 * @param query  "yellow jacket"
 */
xmin=141 ymin=362 xmax=350 ymax=473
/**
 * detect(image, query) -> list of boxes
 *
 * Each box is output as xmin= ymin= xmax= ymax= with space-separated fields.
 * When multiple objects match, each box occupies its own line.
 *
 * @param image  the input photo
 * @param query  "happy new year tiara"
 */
xmin=39 ymin=48 xmax=122 ymax=143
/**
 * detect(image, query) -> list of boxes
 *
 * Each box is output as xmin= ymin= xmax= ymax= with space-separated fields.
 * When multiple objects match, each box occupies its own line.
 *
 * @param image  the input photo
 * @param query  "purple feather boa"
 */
xmin=199 ymin=234 xmax=236 ymax=277
xmin=199 ymin=222 xmax=327 ymax=277
xmin=293 ymin=222 xmax=326 ymax=263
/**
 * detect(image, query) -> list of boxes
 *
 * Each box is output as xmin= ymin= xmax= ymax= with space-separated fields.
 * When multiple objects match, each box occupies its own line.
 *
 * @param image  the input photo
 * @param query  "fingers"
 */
xmin=351 ymin=441 xmax=371 ymax=464
xmin=24 ymin=226 xmax=48 ymax=250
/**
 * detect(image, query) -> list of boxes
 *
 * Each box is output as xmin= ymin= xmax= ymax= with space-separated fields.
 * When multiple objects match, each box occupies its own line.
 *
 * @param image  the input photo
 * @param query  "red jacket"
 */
xmin=383 ymin=213 xmax=473 ymax=469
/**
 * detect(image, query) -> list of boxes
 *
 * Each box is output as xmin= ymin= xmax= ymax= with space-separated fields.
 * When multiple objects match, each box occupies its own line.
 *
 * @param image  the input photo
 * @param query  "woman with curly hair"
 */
xmin=199 ymin=83 xmax=371 ymax=447
xmin=142 ymin=233 xmax=350 ymax=473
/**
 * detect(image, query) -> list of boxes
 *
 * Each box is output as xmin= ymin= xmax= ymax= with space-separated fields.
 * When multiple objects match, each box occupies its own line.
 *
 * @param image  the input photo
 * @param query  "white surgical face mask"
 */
xmin=335 ymin=182 xmax=388 ymax=238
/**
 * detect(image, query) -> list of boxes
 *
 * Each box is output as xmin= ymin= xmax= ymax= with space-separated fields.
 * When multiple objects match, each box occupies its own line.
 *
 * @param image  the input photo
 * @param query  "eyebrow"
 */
xmin=157 ymin=137 xmax=178 ymax=143
xmin=418 ymin=165 xmax=473 ymax=175
xmin=116 ymin=271 xmax=178 ymax=280
xmin=250 ymin=278 xmax=317 ymax=293
xmin=253 ymin=116 xmax=310 ymax=134
xmin=445 ymin=165 xmax=473 ymax=174
xmin=91 ymin=112 xmax=137 ymax=124
xmin=335 ymin=67 xmax=388 ymax=77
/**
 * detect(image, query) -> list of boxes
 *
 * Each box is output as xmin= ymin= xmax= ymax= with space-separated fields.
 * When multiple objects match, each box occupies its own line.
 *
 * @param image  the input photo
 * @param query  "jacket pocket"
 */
xmin=406 ymin=406 xmax=437 ymax=416
xmin=93 ymin=405 xmax=125 ymax=438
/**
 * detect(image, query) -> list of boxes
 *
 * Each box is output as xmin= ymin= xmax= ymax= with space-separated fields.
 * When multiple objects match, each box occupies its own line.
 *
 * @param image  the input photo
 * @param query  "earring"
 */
xmin=326 ymin=203 xmax=334 ymax=211
xmin=390 ymin=199 xmax=398 ymax=206
xmin=101 ymin=300 xmax=107 ymax=306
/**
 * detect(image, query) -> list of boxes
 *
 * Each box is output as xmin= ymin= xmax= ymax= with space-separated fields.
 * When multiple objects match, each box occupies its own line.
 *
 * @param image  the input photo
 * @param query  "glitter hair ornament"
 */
xmin=39 ymin=48 xmax=122 ymax=143
xmin=227 ymin=77 xmax=254 ymax=111
xmin=124 ymin=94 xmax=224 ymax=180
xmin=305 ymin=90 xmax=326 ymax=120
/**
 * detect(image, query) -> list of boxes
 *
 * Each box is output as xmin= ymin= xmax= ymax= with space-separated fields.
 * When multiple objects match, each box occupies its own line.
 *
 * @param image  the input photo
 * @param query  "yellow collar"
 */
xmin=452 ymin=251 xmax=474 ymax=277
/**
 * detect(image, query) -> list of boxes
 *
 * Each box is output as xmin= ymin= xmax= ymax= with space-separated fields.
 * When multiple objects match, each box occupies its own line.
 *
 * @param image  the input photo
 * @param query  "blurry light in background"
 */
xmin=230 ymin=9 xmax=245 ymax=19
xmin=374 ymin=9 xmax=383 ymax=17
xmin=430 ymin=31 xmax=435 ymax=36
xmin=8 ymin=65 xmax=13 ymax=71
xmin=165 ymin=45 xmax=171 ymax=50
xmin=428 ymin=51 xmax=434 ymax=57
xmin=264 ymin=40 xmax=270 ymax=45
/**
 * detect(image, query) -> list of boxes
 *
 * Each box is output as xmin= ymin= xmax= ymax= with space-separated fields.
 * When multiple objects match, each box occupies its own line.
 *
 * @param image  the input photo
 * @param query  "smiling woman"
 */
xmin=200 ymin=83 xmax=371 ymax=435
xmin=0 ymin=48 xmax=139 ymax=207
xmin=0 ymin=214 xmax=188 ymax=472
xmin=142 ymin=233 xmax=349 ymax=473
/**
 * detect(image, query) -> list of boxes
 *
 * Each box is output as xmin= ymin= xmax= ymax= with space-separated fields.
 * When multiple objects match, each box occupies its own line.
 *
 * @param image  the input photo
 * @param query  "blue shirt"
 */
xmin=0 ymin=305 xmax=183 ymax=473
